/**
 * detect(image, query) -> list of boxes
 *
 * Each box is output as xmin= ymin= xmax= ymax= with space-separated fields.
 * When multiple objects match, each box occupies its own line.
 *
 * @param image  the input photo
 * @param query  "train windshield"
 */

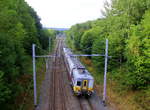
xmin=84 ymin=81 xmax=87 ymax=86
xmin=77 ymin=81 xmax=81 ymax=86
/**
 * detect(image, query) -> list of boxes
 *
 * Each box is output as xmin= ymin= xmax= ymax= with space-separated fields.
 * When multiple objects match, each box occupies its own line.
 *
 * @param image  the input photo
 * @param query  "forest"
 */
xmin=66 ymin=0 xmax=150 ymax=109
xmin=0 ymin=0 xmax=56 ymax=109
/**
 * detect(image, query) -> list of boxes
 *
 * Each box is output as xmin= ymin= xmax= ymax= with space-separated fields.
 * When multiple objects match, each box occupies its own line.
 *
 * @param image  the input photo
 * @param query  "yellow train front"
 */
xmin=72 ymin=68 xmax=94 ymax=96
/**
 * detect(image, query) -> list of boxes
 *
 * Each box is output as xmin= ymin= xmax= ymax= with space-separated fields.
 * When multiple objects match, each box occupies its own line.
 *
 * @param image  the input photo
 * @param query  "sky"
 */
xmin=25 ymin=0 xmax=108 ymax=28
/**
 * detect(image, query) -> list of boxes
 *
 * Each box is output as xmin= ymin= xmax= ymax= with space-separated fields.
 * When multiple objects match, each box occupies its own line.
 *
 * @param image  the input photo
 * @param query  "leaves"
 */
xmin=0 ymin=0 xmax=55 ymax=108
xmin=0 ymin=71 xmax=11 ymax=103
xmin=67 ymin=0 xmax=150 ymax=90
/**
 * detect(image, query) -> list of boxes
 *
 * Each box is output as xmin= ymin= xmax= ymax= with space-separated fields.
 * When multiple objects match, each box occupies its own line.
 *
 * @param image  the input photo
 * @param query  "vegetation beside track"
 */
xmin=17 ymin=59 xmax=45 ymax=110
xmin=0 ymin=0 xmax=57 ymax=109
xmin=66 ymin=0 xmax=150 ymax=110
xmin=18 ymin=37 xmax=56 ymax=110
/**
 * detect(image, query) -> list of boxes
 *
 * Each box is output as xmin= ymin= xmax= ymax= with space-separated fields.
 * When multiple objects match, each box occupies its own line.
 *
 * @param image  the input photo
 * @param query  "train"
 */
xmin=63 ymin=48 xmax=94 ymax=96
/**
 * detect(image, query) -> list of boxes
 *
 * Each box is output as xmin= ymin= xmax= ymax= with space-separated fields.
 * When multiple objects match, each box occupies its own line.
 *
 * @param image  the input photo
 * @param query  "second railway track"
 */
xmin=49 ymin=39 xmax=67 ymax=110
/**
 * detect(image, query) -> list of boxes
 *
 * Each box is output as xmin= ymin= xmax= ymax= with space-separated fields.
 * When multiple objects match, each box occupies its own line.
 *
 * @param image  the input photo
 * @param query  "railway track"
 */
xmin=60 ymin=39 xmax=95 ymax=110
xmin=79 ymin=98 xmax=93 ymax=110
xmin=49 ymin=39 xmax=69 ymax=110
xmin=47 ymin=38 xmax=107 ymax=110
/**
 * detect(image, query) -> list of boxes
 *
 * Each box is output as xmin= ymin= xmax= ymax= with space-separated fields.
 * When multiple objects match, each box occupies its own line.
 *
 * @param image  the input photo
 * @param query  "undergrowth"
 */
xmin=16 ymin=59 xmax=46 ymax=110
xmin=80 ymin=57 xmax=150 ymax=110
xmin=17 ymin=40 xmax=56 ymax=110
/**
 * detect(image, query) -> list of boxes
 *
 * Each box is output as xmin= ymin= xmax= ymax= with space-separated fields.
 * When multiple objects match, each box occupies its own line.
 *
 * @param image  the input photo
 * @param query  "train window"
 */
xmin=84 ymin=81 xmax=87 ymax=86
xmin=77 ymin=81 xmax=81 ymax=86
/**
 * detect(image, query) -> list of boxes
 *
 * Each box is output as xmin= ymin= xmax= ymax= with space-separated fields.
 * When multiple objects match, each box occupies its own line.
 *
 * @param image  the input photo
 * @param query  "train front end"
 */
xmin=73 ymin=69 xmax=94 ymax=96
xmin=81 ymin=79 xmax=94 ymax=96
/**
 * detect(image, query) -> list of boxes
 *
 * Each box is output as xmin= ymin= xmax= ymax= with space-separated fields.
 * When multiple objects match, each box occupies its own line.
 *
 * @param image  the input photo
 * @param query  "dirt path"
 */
xmin=37 ymin=38 xmax=109 ymax=110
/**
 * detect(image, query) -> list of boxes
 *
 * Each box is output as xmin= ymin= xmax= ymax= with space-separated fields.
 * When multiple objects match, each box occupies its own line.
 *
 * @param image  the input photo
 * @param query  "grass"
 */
xmin=24 ymin=39 xmax=56 ymax=110
xmin=16 ymin=59 xmax=46 ymax=110
xmin=106 ymin=82 xmax=150 ymax=110
xmin=79 ymin=57 xmax=150 ymax=110
xmin=17 ymin=40 xmax=56 ymax=110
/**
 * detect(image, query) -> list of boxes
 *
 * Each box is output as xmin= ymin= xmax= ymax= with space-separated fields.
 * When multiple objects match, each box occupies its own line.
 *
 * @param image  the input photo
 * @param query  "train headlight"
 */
xmin=76 ymin=86 xmax=81 ymax=91
xmin=74 ymin=86 xmax=81 ymax=92
xmin=88 ymin=88 xmax=93 ymax=92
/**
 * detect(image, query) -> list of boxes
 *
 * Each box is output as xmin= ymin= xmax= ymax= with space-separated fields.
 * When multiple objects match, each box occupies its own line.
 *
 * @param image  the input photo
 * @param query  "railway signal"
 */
xmin=70 ymin=39 xmax=110 ymax=104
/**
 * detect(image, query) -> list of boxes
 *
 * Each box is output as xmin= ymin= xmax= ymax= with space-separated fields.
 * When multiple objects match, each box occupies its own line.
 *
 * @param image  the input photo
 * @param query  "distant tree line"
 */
xmin=0 ymin=0 xmax=56 ymax=109
xmin=66 ymin=0 xmax=150 ymax=109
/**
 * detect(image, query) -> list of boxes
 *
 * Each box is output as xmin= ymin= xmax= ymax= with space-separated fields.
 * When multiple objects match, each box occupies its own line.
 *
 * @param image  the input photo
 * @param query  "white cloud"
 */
xmin=25 ymin=0 xmax=108 ymax=28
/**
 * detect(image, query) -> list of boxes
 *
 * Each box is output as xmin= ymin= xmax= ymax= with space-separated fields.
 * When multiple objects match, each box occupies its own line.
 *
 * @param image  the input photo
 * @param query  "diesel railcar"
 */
xmin=63 ymin=48 xmax=94 ymax=96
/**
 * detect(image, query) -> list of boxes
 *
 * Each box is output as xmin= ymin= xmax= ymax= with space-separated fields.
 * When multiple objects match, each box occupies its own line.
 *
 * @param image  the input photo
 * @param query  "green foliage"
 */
xmin=92 ymin=37 xmax=105 ymax=72
xmin=66 ymin=30 xmax=74 ymax=49
xmin=0 ymin=0 xmax=56 ymax=109
xmin=125 ymin=10 xmax=150 ymax=89
xmin=67 ymin=0 xmax=150 ymax=94
xmin=107 ymin=15 xmax=129 ymax=68
xmin=66 ymin=22 xmax=92 ymax=50
xmin=81 ymin=27 xmax=100 ymax=54
xmin=0 ymin=71 xmax=11 ymax=103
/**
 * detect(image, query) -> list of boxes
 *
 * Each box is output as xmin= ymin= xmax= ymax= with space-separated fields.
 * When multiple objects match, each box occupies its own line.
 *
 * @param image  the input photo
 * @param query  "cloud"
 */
xmin=25 ymin=0 xmax=107 ymax=28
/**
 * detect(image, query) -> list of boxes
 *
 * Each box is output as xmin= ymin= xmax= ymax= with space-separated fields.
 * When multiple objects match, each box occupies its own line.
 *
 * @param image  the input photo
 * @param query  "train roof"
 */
xmin=63 ymin=48 xmax=85 ymax=68
xmin=63 ymin=47 xmax=94 ymax=80
xmin=73 ymin=69 xmax=94 ymax=80
xmin=71 ymin=57 xmax=85 ymax=69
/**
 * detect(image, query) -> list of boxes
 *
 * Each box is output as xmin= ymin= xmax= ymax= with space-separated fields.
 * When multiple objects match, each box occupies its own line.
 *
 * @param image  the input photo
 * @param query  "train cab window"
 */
xmin=84 ymin=81 xmax=87 ymax=86
xmin=77 ymin=81 xmax=81 ymax=86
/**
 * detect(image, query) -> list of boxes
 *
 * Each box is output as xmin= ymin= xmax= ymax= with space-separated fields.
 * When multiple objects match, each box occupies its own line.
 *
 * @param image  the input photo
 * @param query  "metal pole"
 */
xmin=103 ymin=39 xmax=108 ymax=103
xmin=49 ymin=37 xmax=51 ymax=52
xmin=45 ymin=58 xmax=48 ymax=72
xmin=32 ymin=44 xmax=37 ymax=106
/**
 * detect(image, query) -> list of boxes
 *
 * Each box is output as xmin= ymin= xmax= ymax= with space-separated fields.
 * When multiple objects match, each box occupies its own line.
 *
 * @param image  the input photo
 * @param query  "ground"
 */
xmin=36 ymin=38 xmax=111 ymax=110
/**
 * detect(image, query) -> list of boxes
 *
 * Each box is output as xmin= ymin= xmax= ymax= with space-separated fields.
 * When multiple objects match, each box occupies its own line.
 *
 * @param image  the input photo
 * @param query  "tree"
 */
xmin=81 ymin=27 xmax=100 ymax=54
xmin=67 ymin=22 xmax=92 ymax=50
xmin=0 ymin=0 xmax=56 ymax=109
xmin=125 ymin=10 xmax=150 ymax=89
